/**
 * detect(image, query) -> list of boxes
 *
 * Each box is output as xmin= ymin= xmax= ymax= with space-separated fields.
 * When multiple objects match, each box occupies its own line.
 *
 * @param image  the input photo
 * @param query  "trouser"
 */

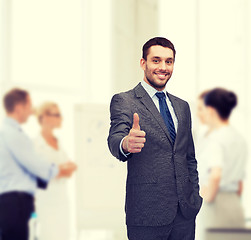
xmin=0 ymin=191 xmax=34 ymax=240
xmin=127 ymin=206 xmax=196 ymax=240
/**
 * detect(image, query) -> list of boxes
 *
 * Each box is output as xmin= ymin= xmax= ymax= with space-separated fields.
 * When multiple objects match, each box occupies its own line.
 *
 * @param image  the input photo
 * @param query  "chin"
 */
xmin=155 ymin=81 xmax=168 ymax=89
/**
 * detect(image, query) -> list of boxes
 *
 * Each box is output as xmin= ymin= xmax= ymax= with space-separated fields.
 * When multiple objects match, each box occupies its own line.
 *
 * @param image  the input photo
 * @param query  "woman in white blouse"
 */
xmin=34 ymin=102 xmax=77 ymax=240
xmin=196 ymin=88 xmax=247 ymax=239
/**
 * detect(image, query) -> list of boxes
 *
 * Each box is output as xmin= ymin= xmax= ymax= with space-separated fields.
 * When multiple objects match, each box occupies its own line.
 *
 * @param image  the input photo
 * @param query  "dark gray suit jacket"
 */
xmin=108 ymin=83 xmax=202 ymax=227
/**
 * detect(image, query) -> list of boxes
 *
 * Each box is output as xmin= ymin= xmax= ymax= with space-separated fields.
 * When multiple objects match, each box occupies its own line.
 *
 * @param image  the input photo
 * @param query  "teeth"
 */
xmin=157 ymin=74 xmax=166 ymax=78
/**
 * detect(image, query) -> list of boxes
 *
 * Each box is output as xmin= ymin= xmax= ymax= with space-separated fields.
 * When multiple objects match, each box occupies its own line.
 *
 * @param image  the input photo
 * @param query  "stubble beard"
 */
xmin=145 ymin=72 xmax=171 ymax=91
xmin=144 ymin=63 xmax=172 ymax=91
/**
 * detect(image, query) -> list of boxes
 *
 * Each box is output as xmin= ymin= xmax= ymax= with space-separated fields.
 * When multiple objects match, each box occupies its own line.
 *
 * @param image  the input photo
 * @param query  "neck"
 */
xmin=209 ymin=118 xmax=229 ymax=131
xmin=40 ymin=126 xmax=58 ymax=150
xmin=142 ymin=79 xmax=166 ymax=92
xmin=41 ymin=127 xmax=54 ymax=138
xmin=7 ymin=113 xmax=22 ymax=124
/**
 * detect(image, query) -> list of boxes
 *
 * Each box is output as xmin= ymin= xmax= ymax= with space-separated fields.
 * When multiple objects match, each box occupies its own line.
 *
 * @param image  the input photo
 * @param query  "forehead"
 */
xmin=197 ymin=99 xmax=206 ymax=107
xmin=147 ymin=45 xmax=174 ymax=59
xmin=48 ymin=105 xmax=60 ymax=112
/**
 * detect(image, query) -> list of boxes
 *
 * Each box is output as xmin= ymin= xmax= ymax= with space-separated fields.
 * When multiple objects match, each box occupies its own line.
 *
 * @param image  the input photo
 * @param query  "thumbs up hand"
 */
xmin=122 ymin=113 xmax=146 ymax=153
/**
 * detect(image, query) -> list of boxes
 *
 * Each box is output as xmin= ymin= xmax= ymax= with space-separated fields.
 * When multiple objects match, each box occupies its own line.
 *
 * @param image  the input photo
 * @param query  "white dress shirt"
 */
xmin=140 ymin=80 xmax=178 ymax=131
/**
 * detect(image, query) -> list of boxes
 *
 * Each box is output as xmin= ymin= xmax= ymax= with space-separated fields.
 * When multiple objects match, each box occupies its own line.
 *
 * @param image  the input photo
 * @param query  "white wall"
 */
xmin=158 ymin=0 xmax=198 ymax=101
xmin=111 ymin=0 xmax=159 ymax=94
xmin=0 ymin=0 xmax=114 ymax=239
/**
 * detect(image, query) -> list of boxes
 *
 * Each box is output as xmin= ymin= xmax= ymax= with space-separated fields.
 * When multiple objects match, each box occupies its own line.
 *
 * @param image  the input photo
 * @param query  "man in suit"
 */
xmin=108 ymin=37 xmax=202 ymax=240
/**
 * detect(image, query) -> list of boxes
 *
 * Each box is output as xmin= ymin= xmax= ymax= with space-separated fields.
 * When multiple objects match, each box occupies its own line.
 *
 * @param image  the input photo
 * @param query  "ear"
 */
xmin=14 ymin=103 xmax=22 ymax=114
xmin=140 ymin=58 xmax=146 ymax=71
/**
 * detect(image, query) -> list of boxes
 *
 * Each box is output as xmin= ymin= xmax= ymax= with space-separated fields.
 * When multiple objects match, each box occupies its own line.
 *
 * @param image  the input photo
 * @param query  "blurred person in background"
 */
xmin=34 ymin=102 xmax=77 ymax=240
xmin=195 ymin=88 xmax=247 ymax=239
xmin=0 ymin=88 xmax=76 ymax=240
xmin=195 ymin=90 xmax=210 ymax=186
xmin=197 ymin=90 xmax=210 ymax=126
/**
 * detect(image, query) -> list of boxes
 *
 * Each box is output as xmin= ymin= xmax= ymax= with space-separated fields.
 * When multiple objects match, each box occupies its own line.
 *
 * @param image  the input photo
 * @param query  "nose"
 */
xmin=159 ymin=60 xmax=167 ymax=71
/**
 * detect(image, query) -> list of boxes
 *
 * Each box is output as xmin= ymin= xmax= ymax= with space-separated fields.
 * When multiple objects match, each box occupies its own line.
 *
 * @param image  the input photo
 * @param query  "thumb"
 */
xmin=132 ymin=113 xmax=140 ymax=130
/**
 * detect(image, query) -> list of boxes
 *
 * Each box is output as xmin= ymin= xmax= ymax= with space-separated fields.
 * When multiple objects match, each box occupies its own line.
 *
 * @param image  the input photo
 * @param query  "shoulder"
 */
xmin=111 ymin=85 xmax=138 ymax=102
xmin=168 ymin=92 xmax=188 ymax=105
xmin=110 ymin=84 xmax=141 ymax=111
xmin=1 ymin=121 xmax=23 ymax=142
xmin=33 ymin=134 xmax=47 ymax=150
xmin=167 ymin=93 xmax=191 ymax=116
xmin=227 ymin=126 xmax=247 ymax=147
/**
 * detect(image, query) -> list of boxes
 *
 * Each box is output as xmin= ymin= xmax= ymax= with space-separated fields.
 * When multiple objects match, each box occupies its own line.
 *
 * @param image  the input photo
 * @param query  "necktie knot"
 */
xmin=156 ymin=92 xmax=166 ymax=100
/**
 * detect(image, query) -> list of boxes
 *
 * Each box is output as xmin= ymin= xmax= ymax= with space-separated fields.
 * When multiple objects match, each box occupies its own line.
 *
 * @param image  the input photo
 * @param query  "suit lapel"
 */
xmin=134 ymin=83 xmax=174 ymax=145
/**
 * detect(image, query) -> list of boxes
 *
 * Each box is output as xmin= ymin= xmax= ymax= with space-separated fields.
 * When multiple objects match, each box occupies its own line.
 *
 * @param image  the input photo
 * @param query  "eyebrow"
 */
xmin=151 ymin=56 xmax=174 ymax=60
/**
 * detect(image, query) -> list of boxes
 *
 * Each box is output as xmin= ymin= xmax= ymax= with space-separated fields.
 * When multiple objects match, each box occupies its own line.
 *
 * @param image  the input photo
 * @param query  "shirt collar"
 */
xmin=4 ymin=117 xmax=22 ymax=131
xmin=141 ymin=80 xmax=167 ymax=99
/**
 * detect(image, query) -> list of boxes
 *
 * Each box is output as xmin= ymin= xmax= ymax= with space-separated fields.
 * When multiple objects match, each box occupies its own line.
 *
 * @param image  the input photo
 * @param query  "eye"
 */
xmin=153 ymin=59 xmax=159 ymax=63
xmin=166 ymin=60 xmax=173 ymax=65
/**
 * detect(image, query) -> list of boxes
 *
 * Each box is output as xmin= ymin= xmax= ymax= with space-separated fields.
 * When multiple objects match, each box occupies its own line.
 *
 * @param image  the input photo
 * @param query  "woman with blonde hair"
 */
xmin=34 ymin=101 xmax=77 ymax=240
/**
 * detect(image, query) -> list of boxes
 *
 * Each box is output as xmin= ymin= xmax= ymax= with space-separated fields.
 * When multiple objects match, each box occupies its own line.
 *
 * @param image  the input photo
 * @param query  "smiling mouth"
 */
xmin=155 ymin=72 xmax=169 ymax=79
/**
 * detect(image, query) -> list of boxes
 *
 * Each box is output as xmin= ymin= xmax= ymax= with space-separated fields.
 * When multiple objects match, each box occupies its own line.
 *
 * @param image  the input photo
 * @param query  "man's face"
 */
xmin=19 ymin=95 xmax=33 ymax=123
xmin=140 ymin=45 xmax=174 ymax=91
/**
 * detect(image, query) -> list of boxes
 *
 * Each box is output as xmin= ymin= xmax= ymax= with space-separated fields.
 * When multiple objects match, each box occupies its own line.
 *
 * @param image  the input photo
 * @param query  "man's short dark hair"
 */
xmin=142 ymin=37 xmax=176 ymax=60
xmin=3 ymin=88 xmax=29 ymax=113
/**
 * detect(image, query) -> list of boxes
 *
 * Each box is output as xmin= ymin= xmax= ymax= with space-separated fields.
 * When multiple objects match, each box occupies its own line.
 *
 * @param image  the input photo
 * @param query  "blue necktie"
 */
xmin=156 ymin=92 xmax=176 ymax=143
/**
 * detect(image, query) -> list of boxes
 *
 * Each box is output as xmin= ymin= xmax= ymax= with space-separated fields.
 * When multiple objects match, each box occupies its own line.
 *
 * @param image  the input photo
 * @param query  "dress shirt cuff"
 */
xmin=120 ymin=136 xmax=131 ymax=158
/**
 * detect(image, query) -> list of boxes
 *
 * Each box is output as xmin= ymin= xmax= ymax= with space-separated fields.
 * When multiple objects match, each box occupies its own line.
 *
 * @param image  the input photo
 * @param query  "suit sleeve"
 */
xmin=107 ymin=94 xmax=133 ymax=161
xmin=186 ymin=103 xmax=200 ymax=194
